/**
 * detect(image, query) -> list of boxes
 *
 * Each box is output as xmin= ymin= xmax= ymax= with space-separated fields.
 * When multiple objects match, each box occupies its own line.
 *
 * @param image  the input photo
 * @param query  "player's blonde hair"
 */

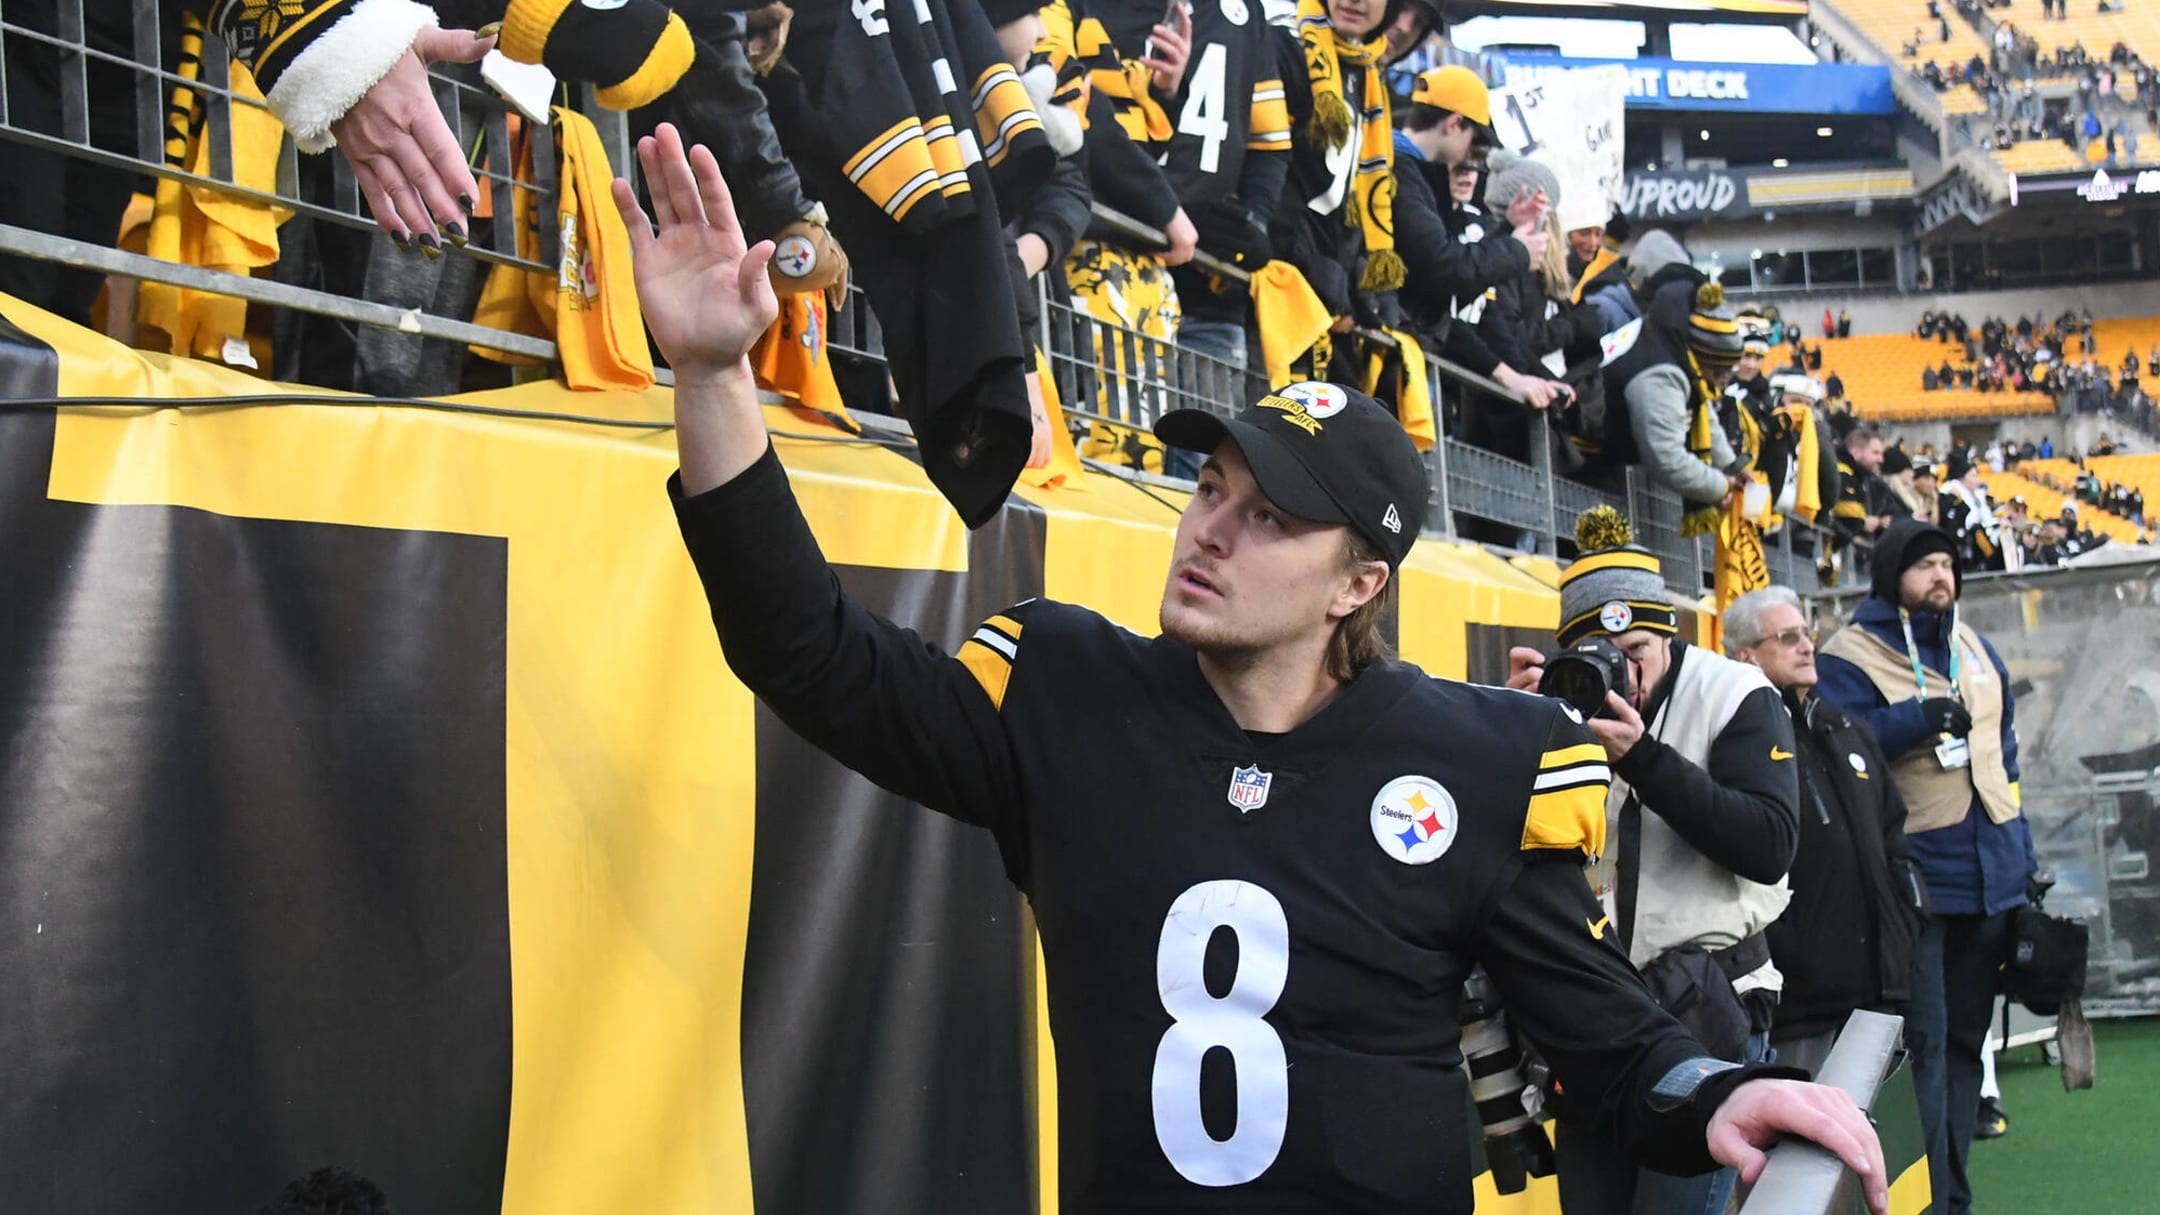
xmin=1328 ymin=530 xmax=1398 ymax=684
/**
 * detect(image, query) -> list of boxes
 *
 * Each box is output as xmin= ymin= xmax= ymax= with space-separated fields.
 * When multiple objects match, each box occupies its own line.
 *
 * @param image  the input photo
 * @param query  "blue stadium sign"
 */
xmin=1486 ymin=54 xmax=1896 ymax=116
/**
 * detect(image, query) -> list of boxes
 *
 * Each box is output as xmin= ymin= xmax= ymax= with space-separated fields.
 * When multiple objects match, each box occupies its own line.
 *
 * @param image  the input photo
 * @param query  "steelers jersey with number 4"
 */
xmin=955 ymin=599 xmax=1612 ymax=1210
xmin=1093 ymin=0 xmax=1291 ymax=198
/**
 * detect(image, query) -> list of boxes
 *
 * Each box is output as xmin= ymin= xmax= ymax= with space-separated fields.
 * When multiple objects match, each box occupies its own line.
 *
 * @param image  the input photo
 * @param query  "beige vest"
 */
xmin=1818 ymin=619 xmax=2019 ymax=833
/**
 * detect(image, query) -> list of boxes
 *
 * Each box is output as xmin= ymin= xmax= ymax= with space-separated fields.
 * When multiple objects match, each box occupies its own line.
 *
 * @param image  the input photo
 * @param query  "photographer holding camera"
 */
xmin=1508 ymin=508 xmax=1800 ymax=1215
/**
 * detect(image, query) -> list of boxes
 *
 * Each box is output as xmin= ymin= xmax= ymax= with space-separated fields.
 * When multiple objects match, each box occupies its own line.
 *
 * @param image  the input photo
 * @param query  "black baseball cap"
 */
xmin=1154 ymin=381 xmax=1430 ymax=569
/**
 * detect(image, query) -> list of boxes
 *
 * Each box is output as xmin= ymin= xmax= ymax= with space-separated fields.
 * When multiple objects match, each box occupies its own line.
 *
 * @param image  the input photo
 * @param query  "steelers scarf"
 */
xmin=1294 ymin=0 xmax=1402 ymax=292
xmin=1678 ymin=349 xmax=1724 ymax=538
xmin=1783 ymin=403 xmax=1824 ymax=524
xmin=1365 ymin=328 xmax=1435 ymax=452
xmin=1710 ymin=496 xmax=1767 ymax=654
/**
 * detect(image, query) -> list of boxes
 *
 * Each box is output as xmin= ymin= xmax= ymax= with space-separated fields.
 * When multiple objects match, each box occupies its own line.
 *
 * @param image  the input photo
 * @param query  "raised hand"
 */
xmin=1505 ymin=185 xmax=1549 ymax=232
xmin=329 ymin=26 xmax=496 ymax=249
xmin=610 ymin=123 xmax=779 ymax=383
xmin=1145 ymin=3 xmax=1194 ymax=98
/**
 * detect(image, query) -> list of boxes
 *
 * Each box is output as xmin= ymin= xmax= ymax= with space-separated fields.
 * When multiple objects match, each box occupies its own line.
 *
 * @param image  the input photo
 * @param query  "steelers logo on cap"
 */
xmin=774 ymin=234 xmax=818 ymax=279
xmin=1599 ymin=601 xmax=1634 ymax=633
xmin=1278 ymin=381 xmax=1348 ymax=419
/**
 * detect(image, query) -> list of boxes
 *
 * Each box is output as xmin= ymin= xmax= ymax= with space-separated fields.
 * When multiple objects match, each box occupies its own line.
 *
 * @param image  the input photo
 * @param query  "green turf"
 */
xmin=1965 ymin=1015 xmax=2160 ymax=1213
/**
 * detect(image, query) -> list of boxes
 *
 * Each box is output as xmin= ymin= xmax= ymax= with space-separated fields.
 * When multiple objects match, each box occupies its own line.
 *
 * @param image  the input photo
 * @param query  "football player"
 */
xmin=619 ymin=124 xmax=1891 ymax=1215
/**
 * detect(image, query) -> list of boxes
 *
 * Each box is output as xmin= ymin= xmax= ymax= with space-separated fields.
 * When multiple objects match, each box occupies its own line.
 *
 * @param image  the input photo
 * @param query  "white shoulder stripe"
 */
xmin=1533 ymin=765 xmax=1611 ymax=791
xmin=970 ymin=627 xmax=1019 ymax=660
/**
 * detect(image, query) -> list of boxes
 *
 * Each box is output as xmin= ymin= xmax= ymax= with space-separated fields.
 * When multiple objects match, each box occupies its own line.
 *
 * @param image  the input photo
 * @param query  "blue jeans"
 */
xmin=1555 ymin=1030 xmax=1771 ymax=1215
xmin=1901 ymin=910 xmax=2014 ymax=1215
xmin=1165 ymin=320 xmax=1250 ymax=480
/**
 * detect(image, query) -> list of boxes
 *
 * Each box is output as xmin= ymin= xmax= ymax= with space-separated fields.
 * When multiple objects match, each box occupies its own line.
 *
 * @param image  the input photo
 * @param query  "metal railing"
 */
xmin=0 ymin=0 xmax=558 ymax=357
xmin=1735 ymin=1009 xmax=1907 ymax=1215
xmin=0 ymin=3 xmax=1867 ymax=596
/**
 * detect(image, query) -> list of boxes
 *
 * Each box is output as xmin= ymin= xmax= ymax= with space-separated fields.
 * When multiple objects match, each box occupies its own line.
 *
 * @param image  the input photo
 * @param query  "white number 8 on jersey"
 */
xmin=1152 ymin=879 xmax=1290 ymax=1185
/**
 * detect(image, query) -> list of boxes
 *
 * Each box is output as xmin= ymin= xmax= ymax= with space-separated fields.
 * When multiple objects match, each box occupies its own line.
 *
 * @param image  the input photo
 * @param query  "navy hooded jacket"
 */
xmin=1814 ymin=520 xmax=2038 ymax=917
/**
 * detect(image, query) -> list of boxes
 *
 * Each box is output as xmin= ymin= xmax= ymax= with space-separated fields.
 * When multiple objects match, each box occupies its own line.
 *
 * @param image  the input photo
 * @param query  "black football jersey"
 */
xmin=676 ymin=447 xmax=1739 ymax=1213
xmin=1093 ymin=0 xmax=1291 ymax=200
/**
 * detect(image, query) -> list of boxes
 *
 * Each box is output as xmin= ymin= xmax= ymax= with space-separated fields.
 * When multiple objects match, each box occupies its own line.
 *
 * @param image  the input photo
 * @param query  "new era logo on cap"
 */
xmin=1382 ymin=503 xmax=1402 ymax=534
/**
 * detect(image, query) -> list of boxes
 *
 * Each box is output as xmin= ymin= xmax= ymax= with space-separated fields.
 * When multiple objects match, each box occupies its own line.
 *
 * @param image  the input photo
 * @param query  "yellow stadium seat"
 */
xmin=1812 ymin=331 xmax=2055 ymax=423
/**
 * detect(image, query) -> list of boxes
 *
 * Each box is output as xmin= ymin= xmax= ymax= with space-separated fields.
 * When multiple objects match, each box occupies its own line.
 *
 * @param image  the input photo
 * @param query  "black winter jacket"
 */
xmin=1767 ymin=688 xmax=1930 ymax=1040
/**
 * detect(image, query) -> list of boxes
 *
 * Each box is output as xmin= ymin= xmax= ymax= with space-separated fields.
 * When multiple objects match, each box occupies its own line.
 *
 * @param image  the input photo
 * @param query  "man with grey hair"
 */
xmin=1723 ymin=588 xmax=1928 ymax=1078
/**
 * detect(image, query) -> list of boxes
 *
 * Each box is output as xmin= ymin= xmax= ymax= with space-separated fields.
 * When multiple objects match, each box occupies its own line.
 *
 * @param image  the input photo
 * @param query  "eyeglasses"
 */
xmin=1749 ymin=626 xmax=1814 ymax=649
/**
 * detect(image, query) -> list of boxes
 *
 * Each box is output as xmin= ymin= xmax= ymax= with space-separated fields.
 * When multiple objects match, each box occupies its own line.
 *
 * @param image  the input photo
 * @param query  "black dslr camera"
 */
xmin=1537 ymin=637 xmax=1634 ymax=720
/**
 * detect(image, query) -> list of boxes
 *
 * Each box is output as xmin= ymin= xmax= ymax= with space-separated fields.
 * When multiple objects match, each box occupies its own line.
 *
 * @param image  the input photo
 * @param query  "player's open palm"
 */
xmin=610 ymin=122 xmax=778 ymax=381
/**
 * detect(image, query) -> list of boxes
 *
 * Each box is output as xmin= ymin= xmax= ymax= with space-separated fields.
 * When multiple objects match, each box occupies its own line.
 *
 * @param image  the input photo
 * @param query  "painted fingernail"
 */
xmin=476 ymin=22 xmax=501 ymax=38
xmin=458 ymin=193 xmax=475 ymax=215
xmin=445 ymin=222 xmax=468 ymax=248
xmin=417 ymin=233 xmax=442 ymax=259
xmin=389 ymin=230 xmax=412 ymax=252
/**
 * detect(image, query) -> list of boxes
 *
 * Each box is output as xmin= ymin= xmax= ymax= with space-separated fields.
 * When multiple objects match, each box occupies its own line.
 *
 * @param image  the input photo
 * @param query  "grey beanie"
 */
xmin=1486 ymin=156 xmax=1562 ymax=213
xmin=1626 ymin=228 xmax=1691 ymax=284
xmin=1558 ymin=507 xmax=1678 ymax=646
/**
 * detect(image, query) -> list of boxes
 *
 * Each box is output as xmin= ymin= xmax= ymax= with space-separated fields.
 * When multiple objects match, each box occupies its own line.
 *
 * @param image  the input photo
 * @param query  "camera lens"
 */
xmin=1540 ymin=658 xmax=1610 ymax=719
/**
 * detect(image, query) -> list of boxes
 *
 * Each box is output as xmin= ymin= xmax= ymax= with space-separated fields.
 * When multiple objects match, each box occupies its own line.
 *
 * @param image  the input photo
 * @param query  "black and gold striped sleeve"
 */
xmin=206 ymin=0 xmax=363 ymax=94
xmin=973 ymin=62 xmax=1048 ymax=169
xmin=1248 ymin=76 xmax=1291 ymax=151
xmin=956 ymin=609 xmax=1031 ymax=711
xmin=1522 ymin=715 xmax=1612 ymax=857
xmin=205 ymin=0 xmax=439 ymax=150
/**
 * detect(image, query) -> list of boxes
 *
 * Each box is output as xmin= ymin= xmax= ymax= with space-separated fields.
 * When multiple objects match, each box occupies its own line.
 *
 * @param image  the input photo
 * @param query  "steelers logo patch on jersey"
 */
xmin=1277 ymin=381 xmax=1348 ymax=419
xmin=1221 ymin=0 xmax=1250 ymax=24
xmin=1849 ymin=751 xmax=1868 ymax=775
xmin=1369 ymin=775 xmax=1458 ymax=865
xmin=1599 ymin=601 xmax=1634 ymax=633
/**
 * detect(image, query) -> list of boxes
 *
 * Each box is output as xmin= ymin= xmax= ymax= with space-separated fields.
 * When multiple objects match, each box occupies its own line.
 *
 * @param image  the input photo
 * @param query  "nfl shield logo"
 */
xmin=1227 ymin=764 xmax=1272 ymax=813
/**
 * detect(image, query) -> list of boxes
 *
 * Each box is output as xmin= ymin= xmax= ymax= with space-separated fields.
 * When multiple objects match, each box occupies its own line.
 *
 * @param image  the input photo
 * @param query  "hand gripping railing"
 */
xmin=1735 ymin=1009 xmax=1906 ymax=1215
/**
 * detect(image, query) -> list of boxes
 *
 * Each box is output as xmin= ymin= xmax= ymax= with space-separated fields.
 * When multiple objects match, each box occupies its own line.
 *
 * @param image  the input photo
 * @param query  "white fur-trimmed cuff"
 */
xmin=265 ymin=0 xmax=440 ymax=153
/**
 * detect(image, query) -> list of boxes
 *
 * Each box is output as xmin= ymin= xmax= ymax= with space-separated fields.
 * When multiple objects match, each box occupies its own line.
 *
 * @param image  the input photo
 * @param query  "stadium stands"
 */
xmin=2091 ymin=316 xmax=2160 ymax=365
xmin=1815 ymin=333 xmax=2056 ymax=421
xmin=1982 ymin=465 xmax=2147 ymax=542
xmin=1990 ymin=138 xmax=2091 ymax=176
xmin=2020 ymin=456 xmax=2154 ymax=532
xmin=1993 ymin=4 xmax=2160 ymax=81
xmin=2090 ymin=452 xmax=2160 ymax=525
xmin=1825 ymin=0 xmax=1994 ymax=81
xmin=1823 ymin=0 xmax=2160 ymax=174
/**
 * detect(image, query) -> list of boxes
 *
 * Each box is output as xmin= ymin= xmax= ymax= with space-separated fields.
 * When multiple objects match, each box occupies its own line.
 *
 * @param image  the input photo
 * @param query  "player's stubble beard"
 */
xmin=1160 ymin=574 xmax=1328 ymax=678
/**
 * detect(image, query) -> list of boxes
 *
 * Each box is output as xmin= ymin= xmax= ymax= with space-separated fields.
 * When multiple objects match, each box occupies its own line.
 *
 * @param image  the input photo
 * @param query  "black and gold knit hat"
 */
xmin=1557 ymin=507 xmax=1678 ymax=646
xmin=1686 ymin=281 xmax=1744 ymax=377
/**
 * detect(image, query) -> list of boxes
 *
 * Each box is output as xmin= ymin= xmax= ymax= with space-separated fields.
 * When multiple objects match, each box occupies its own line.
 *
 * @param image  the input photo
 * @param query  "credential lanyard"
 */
xmin=1897 ymin=604 xmax=1962 ymax=702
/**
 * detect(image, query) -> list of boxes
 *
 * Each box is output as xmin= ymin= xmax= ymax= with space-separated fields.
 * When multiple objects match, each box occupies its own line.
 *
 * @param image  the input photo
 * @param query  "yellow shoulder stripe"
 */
xmin=1524 ymin=784 xmax=1608 ymax=856
xmin=956 ymin=614 xmax=1025 ymax=711
xmin=957 ymin=643 xmax=1013 ymax=710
